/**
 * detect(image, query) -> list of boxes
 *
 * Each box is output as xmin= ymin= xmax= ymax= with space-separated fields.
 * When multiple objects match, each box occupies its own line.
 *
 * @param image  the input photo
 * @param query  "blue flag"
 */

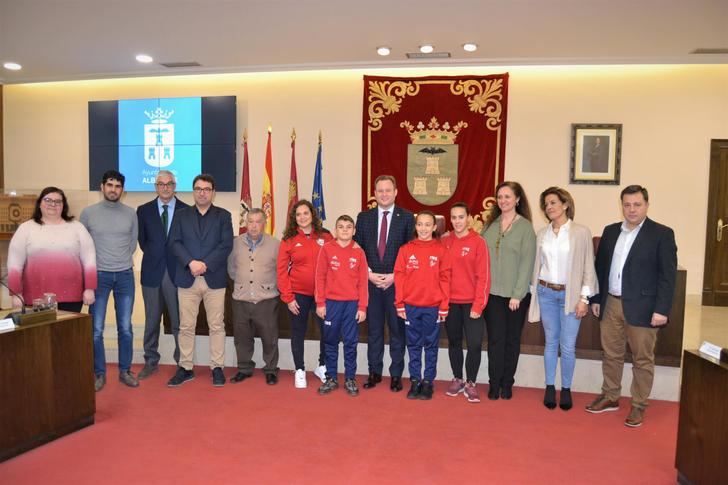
xmin=311 ymin=139 xmax=326 ymax=221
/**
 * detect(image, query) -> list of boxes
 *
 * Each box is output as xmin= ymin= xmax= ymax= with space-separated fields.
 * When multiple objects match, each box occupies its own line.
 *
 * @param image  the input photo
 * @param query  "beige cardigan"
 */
xmin=528 ymin=221 xmax=598 ymax=322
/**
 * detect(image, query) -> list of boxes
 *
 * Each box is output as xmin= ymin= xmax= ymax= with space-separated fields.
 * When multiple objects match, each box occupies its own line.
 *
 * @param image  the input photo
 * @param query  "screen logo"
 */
xmin=144 ymin=107 xmax=175 ymax=167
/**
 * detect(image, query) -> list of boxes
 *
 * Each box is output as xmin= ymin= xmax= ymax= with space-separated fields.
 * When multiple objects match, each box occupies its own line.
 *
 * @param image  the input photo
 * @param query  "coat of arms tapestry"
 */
xmin=362 ymin=74 xmax=509 ymax=231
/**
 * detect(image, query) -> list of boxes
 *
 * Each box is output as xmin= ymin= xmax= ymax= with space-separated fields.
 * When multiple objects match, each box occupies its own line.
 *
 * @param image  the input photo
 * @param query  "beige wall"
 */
xmin=3 ymin=64 xmax=727 ymax=294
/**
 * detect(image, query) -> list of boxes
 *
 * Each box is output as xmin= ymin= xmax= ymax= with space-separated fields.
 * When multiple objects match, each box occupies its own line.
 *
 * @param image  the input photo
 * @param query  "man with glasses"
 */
xmin=167 ymin=174 xmax=233 ymax=387
xmin=136 ymin=170 xmax=189 ymax=379
xmin=80 ymin=170 xmax=139 ymax=392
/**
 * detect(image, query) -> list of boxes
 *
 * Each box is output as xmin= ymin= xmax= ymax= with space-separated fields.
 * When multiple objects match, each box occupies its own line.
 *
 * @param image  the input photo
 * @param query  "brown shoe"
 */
xmin=119 ymin=370 xmax=140 ymax=388
xmin=585 ymin=394 xmax=619 ymax=413
xmin=625 ymin=406 xmax=644 ymax=427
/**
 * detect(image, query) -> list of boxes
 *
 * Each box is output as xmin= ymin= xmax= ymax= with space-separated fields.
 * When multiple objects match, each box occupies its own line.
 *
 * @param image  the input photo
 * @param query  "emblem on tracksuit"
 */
xmin=429 ymin=255 xmax=438 ymax=267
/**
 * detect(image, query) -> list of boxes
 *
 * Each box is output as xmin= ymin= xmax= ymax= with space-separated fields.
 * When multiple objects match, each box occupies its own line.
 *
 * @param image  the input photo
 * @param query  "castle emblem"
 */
xmin=144 ymin=107 xmax=175 ymax=168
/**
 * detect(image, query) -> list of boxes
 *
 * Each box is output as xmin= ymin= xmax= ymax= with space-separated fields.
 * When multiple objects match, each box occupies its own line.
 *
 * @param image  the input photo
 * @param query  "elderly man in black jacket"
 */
xmin=586 ymin=185 xmax=677 ymax=428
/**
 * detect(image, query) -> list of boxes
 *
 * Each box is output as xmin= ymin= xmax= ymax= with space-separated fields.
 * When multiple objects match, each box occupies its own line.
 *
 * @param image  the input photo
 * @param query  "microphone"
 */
xmin=0 ymin=276 xmax=27 ymax=325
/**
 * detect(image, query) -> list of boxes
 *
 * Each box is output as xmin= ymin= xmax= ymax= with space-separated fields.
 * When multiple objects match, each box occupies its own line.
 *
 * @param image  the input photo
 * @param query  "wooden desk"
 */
xmin=675 ymin=350 xmax=728 ymax=484
xmin=0 ymin=312 xmax=95 ymax=462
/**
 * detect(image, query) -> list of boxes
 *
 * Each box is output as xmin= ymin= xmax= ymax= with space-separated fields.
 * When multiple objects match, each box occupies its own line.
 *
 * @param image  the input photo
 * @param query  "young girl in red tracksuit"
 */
xmin=394 ymin=211 xmax=451 ymax=400
xmin=314 ymin=215 xmax=369 ymax=397
xmin=441 ymin=203 xmax=491 ymax=403
xmin=277 ymin=200 xmax=333 ymax=388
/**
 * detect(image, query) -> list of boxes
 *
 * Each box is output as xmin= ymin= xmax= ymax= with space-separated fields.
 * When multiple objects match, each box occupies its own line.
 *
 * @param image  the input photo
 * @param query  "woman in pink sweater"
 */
xmin=8 ymin=187 xmax=97 ymax=312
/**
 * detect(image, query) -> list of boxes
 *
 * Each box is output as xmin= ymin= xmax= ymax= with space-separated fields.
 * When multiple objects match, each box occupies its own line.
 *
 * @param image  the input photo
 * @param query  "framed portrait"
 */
xmin=569 ymin=123 xmax=622 ymax=185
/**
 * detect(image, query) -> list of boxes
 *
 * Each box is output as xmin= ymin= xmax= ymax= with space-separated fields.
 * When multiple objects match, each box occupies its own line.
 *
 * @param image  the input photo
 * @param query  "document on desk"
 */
xmin=699 ymin=341 xmax=723 ymax=360
xmin=0 ymin=318 xmax=17 ymax=332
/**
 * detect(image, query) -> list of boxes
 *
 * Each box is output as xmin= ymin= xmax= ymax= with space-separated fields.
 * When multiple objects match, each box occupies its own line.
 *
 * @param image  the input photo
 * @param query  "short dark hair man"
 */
xmin=167 ymin=174 xmax=233 ymax=387
xmin=227 ymin=208 xmax=281 ymax=385
xmin=80 ymin=170 xmax=139 ymax=392
xmin=354 ymin=175 xmax=414 ymax=392
xmin=586 ymin=185 xmax=677 ymax=427
xmin=136 ymin=170 xmax=189 ymax=379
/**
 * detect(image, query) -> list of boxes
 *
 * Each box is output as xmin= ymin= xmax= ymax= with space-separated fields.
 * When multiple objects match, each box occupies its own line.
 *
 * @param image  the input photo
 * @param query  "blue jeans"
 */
xmin=404 ymin=305 xmax=440 ymax=382
xmin=537 ymin=285 xmax=581 ymax=388
xmin=90 ymin=269 xmax=135 ymax=376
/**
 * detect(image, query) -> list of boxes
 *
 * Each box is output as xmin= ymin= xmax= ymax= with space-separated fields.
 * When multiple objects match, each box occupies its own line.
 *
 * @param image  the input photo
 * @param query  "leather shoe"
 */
xmin=390 ymin=376 xmax=403 ymax=392
xmin=265 ymin=373 xmax=278 ymax=385
xmin=363 ymin=373 xmax=382 ymax=389
xmin=229 ymin=371 xmax=252 ymax=384
xmin=501 ymin=386 xmax=513 ymax=400
xmin=488 ymin=384 xmax=500 ymax=400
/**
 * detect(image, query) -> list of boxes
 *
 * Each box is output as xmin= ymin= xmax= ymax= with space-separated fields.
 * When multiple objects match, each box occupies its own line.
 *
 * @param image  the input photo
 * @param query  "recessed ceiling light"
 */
xmin=3 ymin=62 xmax=22 ymax=71
xmin=377 ymin=46 xmax=391 ymax=56
xmin=419 ymin=44 xmax=434 ymax=54
xmin=463 ymin=43 xmax=478 ymax=52
xmin=135 ymin=54 xmax=154 ymax=63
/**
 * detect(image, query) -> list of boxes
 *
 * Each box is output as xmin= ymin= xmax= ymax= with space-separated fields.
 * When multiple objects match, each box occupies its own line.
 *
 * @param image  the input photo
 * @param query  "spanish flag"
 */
xmin=261 ymin=127 xmax=275 ymax=235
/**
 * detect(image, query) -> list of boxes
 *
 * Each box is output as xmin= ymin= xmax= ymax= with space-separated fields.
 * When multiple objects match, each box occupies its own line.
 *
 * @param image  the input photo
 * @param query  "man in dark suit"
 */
xmin=586 ymin=185 xmax=677 ymax=428
xmin=137 ymin=170 xmax=189 ymax=379
xmin=166 ymin=174 xmax=233 ymax=388
xmin=354 ymin=175 xmax=414 ymax=391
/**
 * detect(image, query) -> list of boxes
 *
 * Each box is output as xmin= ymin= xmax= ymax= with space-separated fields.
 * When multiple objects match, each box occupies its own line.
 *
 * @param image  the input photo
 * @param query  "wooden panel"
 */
xmin=675 ymin=350 xmax=728 ymax=484
xmin=0 ymin=313 xmax=95 ymax=462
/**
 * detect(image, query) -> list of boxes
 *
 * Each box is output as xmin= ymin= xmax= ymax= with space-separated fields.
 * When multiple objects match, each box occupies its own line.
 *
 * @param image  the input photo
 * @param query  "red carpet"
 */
xmin=1 ymin=364 xmax=678 ymax=484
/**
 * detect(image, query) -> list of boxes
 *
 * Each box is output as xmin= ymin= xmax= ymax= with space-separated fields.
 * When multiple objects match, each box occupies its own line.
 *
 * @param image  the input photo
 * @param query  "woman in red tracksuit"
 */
xmin=441 ymin=203 xmax=491 ymax=403
xmin=394 ymin=211 xmax=451 ymax=400
xmin=277 ymin=199 xmax=333 ymax=389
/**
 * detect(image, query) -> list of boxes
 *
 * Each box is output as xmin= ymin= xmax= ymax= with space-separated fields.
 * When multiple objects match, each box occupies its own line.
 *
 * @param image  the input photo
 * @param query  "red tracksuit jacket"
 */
xmin=394 ymin=238 xmax=451 ymax=318
xmin=277 ymin=228 xmax=333 ymax=303
xmin=314 ymin=239 xmax=369 ymax=311
xmin=441 ymin=229 xmax=491 ymax=314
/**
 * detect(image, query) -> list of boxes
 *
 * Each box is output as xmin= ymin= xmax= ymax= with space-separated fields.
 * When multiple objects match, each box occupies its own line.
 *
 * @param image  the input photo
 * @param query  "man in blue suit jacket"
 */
xmin=354 ymin=175 xmax=414 ymax=392
xmin=137 ymin=170 xmax=189 ymax=379
xmin=166 ymin=174 xmax=233 ymax=388
xmin=586 ymin=185 xmax=677 ymax=428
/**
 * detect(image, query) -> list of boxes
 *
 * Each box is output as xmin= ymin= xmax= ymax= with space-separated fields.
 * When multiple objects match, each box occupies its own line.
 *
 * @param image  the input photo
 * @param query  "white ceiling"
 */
xmin=1 ymin=0 xmax=727 ymax=84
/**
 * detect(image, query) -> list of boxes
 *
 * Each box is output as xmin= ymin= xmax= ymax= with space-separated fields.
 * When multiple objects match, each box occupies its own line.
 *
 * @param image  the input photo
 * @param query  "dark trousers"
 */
xmin=366 ymin=283 xmax=406 ymax=377
xmin=58 ymin=301 xmax=83 ymax=312
xmin=445 ymin=302 xmax=485 ymax=382
xmin=322 ymin=300 xmax=359 ymax=380
xmin=288 ymin=293 xmax=324 ymax=370
xmin=484 ymin=293 xmax=531 ymax=388
xmin=141 ymin=269 xmax=180 ymax=367
xmin=404 ymin=305 xmax=440 ymax=382
xmin=231 ymin=297 xmax=279 ymax=375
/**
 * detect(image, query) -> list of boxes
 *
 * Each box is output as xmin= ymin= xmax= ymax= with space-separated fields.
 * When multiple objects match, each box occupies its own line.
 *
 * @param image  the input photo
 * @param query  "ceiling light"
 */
xmin=135 ymin=54 xmax=154 ymax=63
xmin=3 ymin=62 xmax=22 ymax=71
xmin=463 ymin=43 xmax=478 ymax=52
xmin=419 ymin=44 xmax=434 ymax=54
xmin=377 ymin=46 xmax=391 ymax=56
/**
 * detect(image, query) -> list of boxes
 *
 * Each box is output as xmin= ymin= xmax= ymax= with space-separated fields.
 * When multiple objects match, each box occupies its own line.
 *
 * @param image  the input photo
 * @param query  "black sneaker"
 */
xmin=167 ymin=367 xmax=195 ymax=387
xmin=318 ymin=377 xmax=339 ymax=395
xmin=344 ymin=378 xmax=359 ymax=396
xmin=212 ymin=367 xmax=225 ymax=387
xmin=407 ymin=380 xmax=421 ymax=400
xmin=419 ymin=380 xmax=434 ymax=400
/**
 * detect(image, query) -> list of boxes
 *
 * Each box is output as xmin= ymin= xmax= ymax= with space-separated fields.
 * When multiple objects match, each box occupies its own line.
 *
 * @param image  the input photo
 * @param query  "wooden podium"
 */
xmin=0 ymin=312 xmax=95 ymax=462
xmin=675 ymin=350 xmax=728 ymax=484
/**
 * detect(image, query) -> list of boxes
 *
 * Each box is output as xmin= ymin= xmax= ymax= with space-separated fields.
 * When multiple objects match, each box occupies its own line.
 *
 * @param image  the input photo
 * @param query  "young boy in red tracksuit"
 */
xmin=315 ymin=215 xmax=369 ymax=396
xmin=394 ymin=211 xmax=451 ymax=400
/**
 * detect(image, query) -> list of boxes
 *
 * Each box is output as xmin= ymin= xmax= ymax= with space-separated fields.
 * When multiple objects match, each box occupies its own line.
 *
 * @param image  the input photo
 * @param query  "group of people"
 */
xmin=6 ymin=170 xmax=677 ymax=428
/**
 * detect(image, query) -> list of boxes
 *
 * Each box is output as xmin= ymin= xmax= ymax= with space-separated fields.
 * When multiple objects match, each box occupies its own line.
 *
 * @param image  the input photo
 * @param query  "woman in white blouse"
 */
xmin=528 ymin=187 xmax=597 ymax=411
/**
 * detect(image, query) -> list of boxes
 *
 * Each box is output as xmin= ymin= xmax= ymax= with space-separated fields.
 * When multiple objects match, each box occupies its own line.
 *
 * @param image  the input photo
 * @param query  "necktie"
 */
xmin=378 ymin=210 xmax=389 ymax=261
xmin=162 ymin=205 xmax=169 ymax=235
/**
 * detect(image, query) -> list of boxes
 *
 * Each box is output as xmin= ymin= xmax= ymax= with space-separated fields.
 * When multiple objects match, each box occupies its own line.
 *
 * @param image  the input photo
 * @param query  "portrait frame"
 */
xmin=569 ymin=123 xmax=622 ymax=185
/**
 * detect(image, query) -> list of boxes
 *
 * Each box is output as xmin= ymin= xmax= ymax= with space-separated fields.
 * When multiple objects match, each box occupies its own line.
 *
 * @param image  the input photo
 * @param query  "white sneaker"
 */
xmin=294 ymin=369 xmax=307 ymax=388
xmin=313 ymin=365 xmax=327 ymax=383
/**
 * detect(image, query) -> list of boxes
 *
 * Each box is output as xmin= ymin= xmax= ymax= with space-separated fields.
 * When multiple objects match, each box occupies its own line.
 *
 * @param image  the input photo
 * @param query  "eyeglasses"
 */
xmin=42 ymin=197 xmax=64 ymax=206
xmin=156 ymin=182 xmax=176 ymax=188
xmin=193 ymin=187 xmax=213 ymax=194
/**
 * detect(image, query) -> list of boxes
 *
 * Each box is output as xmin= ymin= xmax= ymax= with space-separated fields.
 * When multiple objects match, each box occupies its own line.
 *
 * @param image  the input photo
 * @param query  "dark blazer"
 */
xmin=354 ymin=205 xmax=415 ymax=274
xmin=592 ymin=217 xmax=677 ymax=327
xmin=137 ymin=196 xmax=189 ymax=287
xmin=168 ymin=204 xmax=233 ymax=290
